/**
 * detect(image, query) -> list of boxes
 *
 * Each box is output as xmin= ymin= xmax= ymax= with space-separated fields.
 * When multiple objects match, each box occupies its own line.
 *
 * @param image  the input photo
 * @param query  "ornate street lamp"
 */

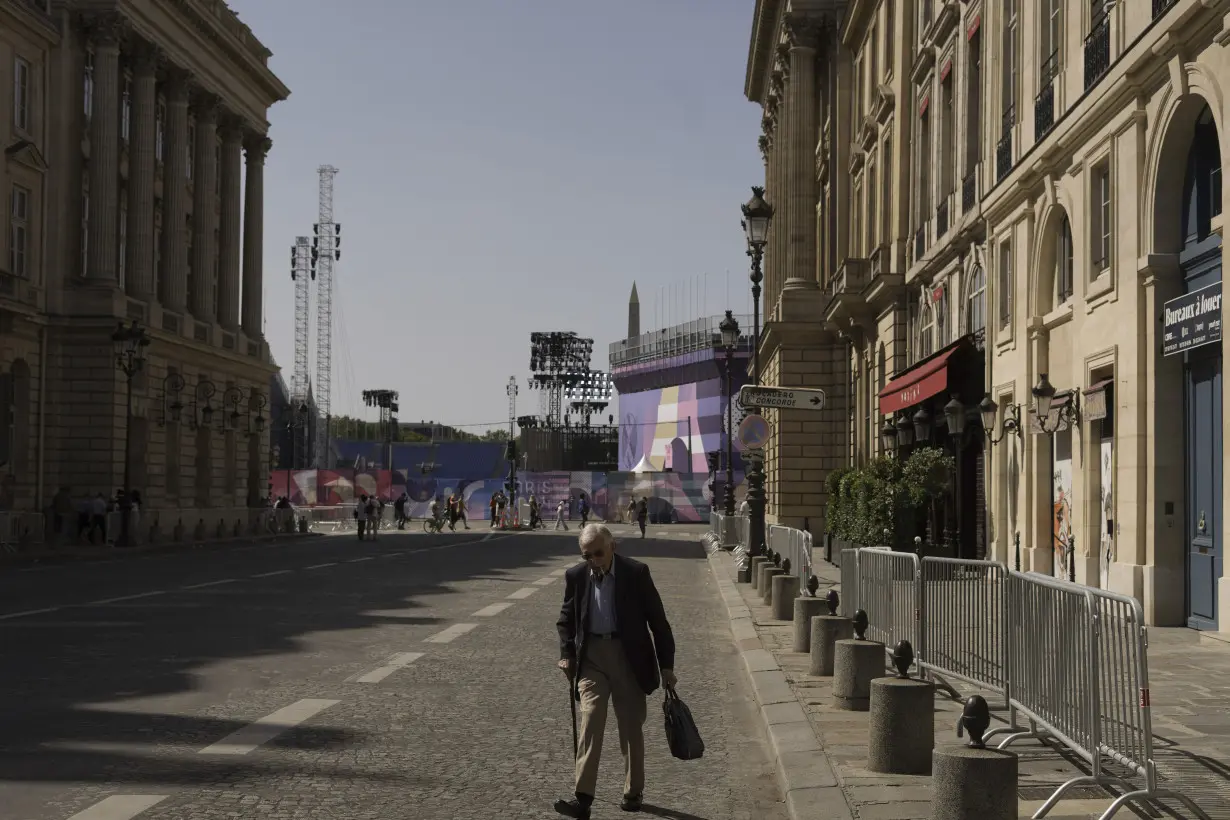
xmin=741 ymin=186 xmax=774 ymax=389
xmin=110 ymin=320 xmax=150 ymax=548
xmin=1031 ymin=373 xmax=1056 ymax=420
xmin=880 ymin=417 xmax=898 ymax=453
xmin=912 ymin=405 xmax=932 ymax=444
xmin=895 ymin=412 xmax=916 ymax=448
xmin=979 ymin=395 xmax=1022 ymax=444
xmin=718 ymin=310 xmax=740 ymax=517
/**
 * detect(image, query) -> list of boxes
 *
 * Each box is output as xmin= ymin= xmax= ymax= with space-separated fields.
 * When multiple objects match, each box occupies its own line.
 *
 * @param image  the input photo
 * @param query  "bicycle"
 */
xmin=423 ymin=515 xmax=446 ymax=534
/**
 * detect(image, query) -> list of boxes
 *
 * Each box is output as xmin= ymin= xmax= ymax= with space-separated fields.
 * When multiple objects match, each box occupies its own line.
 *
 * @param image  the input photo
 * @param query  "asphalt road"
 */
xmin=0 ymin=527 xmax=787 ymax=820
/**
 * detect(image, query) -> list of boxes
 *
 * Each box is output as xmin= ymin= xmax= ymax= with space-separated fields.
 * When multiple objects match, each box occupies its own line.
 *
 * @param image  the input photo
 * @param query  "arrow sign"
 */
xmin=738 ymin=385 xmax=827 ymax=412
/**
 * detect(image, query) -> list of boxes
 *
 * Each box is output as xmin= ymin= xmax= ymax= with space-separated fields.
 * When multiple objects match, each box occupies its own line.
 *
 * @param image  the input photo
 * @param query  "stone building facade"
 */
xmin=0 ymin=0 xmax=288 ymax=530
xmin=748 ymin=0 xmax=1230 ymax=633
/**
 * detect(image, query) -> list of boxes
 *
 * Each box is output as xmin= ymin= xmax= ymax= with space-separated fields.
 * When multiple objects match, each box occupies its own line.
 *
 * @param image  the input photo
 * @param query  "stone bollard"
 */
xmin=770 ymin=574 xmax=800 ymax=619
xmin=759 ymin=567 xmax=785 ymax=603
xmin=833 ymin=609 xmax=882 ymax=711
xmin=932 ymin=696 xmax=1017 ymax=820
xmin=810 ymin=590 xmax=853 ymax=673
xmin=868 ymin=641 xmax=935 ymax=774
xmin=750 ymin=555 xmax=770 ymax=587
xmin=793 ymin=596 xmax=828 ymax=652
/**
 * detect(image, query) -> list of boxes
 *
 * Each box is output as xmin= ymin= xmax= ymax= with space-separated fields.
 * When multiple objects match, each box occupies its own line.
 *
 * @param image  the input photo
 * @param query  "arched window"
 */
xmin=917 ymin=296 xmax=935 ymax=359
xmin=965 ymin=266 xmax=986 ymax=334
xmin=1056 ymin=214 xmax=1073 ymax=304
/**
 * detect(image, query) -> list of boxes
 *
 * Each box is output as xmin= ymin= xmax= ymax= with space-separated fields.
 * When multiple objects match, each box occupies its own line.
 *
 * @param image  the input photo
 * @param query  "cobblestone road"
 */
xmin=0 ymin=529 xmax=786 ymax=820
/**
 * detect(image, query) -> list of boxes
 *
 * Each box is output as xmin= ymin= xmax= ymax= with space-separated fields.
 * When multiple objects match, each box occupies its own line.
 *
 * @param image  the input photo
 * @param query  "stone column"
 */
xmin=126 ymin=42 xmax=158 ymax=300
xmin=783 ymin=17 xmax=823 ymax=289
xmin=158 ymin=69 xmax=190 ymax=312
xmin=85 ymin=14 xmax=124 ymax=285
xmin=217 ymin=120 xmax=243 ymax=330
xmin=190 ymin=94 xmax=219 ymax=320
xmin=769 ymin=61 xmax=787 ymax=311
xmin=241 ymin=134 xmax=271 ymax=336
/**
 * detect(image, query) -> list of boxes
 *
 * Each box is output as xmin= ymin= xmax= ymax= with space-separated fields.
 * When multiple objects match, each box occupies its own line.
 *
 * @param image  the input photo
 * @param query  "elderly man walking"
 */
xmin=554 ymin=524 xmax=677 ymax=818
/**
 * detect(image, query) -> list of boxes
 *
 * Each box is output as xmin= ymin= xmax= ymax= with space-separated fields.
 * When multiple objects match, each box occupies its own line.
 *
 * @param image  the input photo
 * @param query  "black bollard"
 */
xmin=957 ymin=695 xmax=991 ymax=749
xmin=891 ymin=640 xmax=915 ymax=679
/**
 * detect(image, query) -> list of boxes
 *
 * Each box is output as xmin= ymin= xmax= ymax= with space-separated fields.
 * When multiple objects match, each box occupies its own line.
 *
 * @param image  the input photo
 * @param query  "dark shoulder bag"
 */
xmin=662 ymin=688 xmax=704 ymax=760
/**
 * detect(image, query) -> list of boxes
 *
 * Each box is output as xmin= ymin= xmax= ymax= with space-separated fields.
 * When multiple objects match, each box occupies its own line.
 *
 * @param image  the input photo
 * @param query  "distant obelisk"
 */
xmin=628 ymin=282 xmax=640 ymax=338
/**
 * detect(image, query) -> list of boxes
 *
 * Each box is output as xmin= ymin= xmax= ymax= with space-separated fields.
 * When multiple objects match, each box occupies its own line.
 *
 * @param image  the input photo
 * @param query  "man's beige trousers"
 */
xmin=574 ymin=637 xmax=647 ymax=798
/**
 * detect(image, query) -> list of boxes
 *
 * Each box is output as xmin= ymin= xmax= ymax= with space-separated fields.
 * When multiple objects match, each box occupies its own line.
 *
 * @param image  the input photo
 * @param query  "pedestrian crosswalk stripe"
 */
xmin=424 ymin=623 xmax=478 ymax=643
xmin=355 ymin=652 xmax=424 ymax=683
xmin=199 ymin=698 xmax=339 ymax=755
xmin=66 ymin=795 xmax=169 ymax=820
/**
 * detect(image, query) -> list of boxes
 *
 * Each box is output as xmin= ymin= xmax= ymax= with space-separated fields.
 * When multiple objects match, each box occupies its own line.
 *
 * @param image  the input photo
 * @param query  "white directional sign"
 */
xmin=738 ymin=385 xmax=826 ymax=411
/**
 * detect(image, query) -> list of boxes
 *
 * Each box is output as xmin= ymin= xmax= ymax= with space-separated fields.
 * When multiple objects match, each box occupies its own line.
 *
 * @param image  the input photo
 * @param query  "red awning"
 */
xmin=878 ymin=347 xmax=960 ymax=415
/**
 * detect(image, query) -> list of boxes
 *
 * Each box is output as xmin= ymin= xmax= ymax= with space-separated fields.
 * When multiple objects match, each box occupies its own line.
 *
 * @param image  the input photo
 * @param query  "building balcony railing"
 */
xmin=1153 ymin=0 xmax=1178 ymax=20
xmin=1084 ymin=14 xmax=1112 ymax=91
xmin=962 ymin=167 xmax=978 ymax=213
xmin=996 ymin=105 xmax=1015 ymax=182
xmin=936 ymin=197 xmax=950 ymax=238
xmin=869 ymin=244 xmax=888 ymax=279
xmin=828 ymin=257 xmax=871 ymax=298
xmin=608 ymin=313 xmax=754 ymax=369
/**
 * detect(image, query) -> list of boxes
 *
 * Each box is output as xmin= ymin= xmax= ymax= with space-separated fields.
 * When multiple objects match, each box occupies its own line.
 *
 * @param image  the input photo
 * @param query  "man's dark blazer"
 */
xmin=556 ymin=552 xmax=675 ymax=696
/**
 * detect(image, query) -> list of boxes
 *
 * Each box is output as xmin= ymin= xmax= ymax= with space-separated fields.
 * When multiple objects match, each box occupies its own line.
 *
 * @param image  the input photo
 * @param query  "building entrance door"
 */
xmin=1180 ymin=106 xmax=1223 ymax=630
xmin=1185 ymin=346 xmax=1222 ymax=630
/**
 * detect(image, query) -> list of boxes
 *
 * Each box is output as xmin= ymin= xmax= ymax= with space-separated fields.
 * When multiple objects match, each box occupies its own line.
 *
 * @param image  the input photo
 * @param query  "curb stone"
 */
xmin=706 ymin=548 xmax=855 ymax=820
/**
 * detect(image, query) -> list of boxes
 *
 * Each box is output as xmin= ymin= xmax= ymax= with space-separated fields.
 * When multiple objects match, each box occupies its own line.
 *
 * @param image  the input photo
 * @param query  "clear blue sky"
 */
xmin=230 ymin=0 xmax=763 ymax=432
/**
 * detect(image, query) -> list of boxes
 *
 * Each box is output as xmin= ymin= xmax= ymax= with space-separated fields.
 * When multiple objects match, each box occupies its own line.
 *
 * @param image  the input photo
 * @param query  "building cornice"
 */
xmin=745 ymin=0 xmax=784 ymax=103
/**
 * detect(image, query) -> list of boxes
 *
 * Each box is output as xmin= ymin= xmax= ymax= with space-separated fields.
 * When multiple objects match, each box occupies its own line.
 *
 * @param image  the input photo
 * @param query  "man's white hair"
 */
xmin=579 ymin=523 xmax=614 ymax=549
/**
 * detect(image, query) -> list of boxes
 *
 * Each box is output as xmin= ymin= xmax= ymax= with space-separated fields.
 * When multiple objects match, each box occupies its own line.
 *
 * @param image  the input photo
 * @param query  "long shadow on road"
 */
xmin=0 ymin=531 xmax=699 ymax=790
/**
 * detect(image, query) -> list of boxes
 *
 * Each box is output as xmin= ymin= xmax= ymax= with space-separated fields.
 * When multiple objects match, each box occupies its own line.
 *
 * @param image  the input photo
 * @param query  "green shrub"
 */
xmin=824 ymin=449 xmax=953 ymax=548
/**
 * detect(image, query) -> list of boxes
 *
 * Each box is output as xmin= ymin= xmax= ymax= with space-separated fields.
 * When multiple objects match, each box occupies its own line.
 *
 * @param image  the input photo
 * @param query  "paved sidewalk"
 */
xmin=707 ymin=548 xmax=1230 ymax=820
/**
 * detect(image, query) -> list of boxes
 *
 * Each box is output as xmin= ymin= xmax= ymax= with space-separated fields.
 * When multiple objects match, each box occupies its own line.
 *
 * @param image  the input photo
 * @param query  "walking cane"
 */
xmin=569 ymin=679 xmax=579 ymax=760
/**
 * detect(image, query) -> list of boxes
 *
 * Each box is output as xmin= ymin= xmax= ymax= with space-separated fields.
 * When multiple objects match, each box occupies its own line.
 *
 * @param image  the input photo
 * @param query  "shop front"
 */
xmin=878 ymin=334 xmax=987 ymax=559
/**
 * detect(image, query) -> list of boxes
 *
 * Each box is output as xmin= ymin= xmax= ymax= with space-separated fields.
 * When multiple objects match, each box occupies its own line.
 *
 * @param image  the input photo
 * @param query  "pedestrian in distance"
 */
xmin=354 ymin=494 xmax=369 ymax=540
xmin=555 ymin=498 xmax=569 ymax=531
xmin=578 ymin=492 xmax=590 ymax=527
xmin=554 ymin=524 xmax=677 ymax=818
xmin=636 ymin=497 xmax=648 ymax=539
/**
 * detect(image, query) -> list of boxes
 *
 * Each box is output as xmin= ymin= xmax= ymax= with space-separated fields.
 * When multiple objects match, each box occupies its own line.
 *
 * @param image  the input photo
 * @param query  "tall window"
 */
xmin=1001 ymin=0 xmax=1019 ymax=129
xmin=941 ymin=72 xmax=955 ymax=199
xmin=918 ymin=299 xmax=936 ymax=358
xmin=852 ymin=179 xmax=864 ymax=255
xmin=966 ymin=33 xmax=982 ymax=175
xmin=885 ymin=0 xmax=895 ymax=73
xmin=867 ymin=163 xmax=878 ymax=252
xmin=881 ymin=137 xmax=893 ymax=240
xmin=1040 ymin=0 xmax=1063 ymax=80
xmin=10 ymin=185 xmax=29 ymax=277
xmin=83 ymin=51 xmax=94 ymax=120
xmin=918 ymin=110 xmax=932 ymax=219
xmin=935 ymin=286 xmax=948 ymax=347
xmin=965 ymin=266 xmax=986 ymax=334
xmin=869 ymin=24 xmax=879 ymax=93
xmin=121 ymin=76 xmax=132 ymax=143
xmin=155 ymin=100 xmax=165 ymax=162
xmin=1091 ymin=162 xmax=1111 ymax=274
xmin=997 ymin=240 xmax=1012 ymax=328
xmin=13 ymin=58 xmax=29 ymax=133
xmin=1056 ymin=214 xmax=1074 ymax=304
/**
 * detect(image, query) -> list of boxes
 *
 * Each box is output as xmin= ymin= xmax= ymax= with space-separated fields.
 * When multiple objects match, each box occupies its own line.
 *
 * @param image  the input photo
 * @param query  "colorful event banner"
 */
xmin=268 ymin=470 xmax=743 ymax=524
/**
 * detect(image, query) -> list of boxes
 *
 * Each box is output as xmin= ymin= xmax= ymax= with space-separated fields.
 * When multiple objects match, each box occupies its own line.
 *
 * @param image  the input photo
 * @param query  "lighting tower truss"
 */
xmin=361 ymin=389 xmax=400 ymax=444
xmin=506 ymin=376 xmax=518 ymax=440
xmin=310 ymin=165 xmax=340 ymax=467
xmin=527 ymin=331 xmax=594 ymax=429
xmin=289 ymin=237 xmax=313 ymax=408
xmin=565 ymin=371 xmax=614 ymax=425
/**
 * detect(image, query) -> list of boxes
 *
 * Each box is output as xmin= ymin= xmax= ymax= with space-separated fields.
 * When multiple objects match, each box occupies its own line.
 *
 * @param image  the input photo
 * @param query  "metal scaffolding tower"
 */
xmin=289 ymin=237 xmax=312 ymax=400
xmin=507 ymin=376 xmax=518 ymax=440
xmin=310 ymin=166 xmax=340 ymax=467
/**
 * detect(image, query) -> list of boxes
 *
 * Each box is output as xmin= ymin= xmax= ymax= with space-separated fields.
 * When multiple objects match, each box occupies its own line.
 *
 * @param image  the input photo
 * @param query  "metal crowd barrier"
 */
xmin=0 ymin=512 xmax=45 ymax=552
xmin=844 ymin=546 xmax=1211 ymax=820
xmin=767 ymin=523 xmax=813 ymax=591
xmin=919 ymin=557 xmax=1009 ymax=706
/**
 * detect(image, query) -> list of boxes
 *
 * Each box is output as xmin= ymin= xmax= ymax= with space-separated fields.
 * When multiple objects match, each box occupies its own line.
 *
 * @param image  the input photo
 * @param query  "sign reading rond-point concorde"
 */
xmin=737 ymin=385 xmax=826 ymax=412
xmin=737 ymin=413 xmax=771 ymax=451
xmin=1162 ymin=281 xmax=1222 ymax=357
